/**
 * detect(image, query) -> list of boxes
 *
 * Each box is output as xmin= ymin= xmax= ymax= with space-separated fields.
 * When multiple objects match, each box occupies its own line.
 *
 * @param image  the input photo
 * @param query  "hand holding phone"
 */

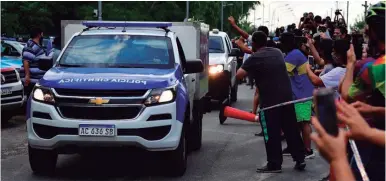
xmin=314 ymin=88 xmax=339 ymax=137
xmin=308 ymin=55 xmax=315 ymax=69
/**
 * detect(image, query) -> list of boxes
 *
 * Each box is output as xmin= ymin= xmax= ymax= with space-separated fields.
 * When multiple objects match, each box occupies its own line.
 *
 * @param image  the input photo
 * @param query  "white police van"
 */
xmin=208 ymin=29 xmax=239 ymax=103
xmin=27 ymin=21 xmax=210 ymax=176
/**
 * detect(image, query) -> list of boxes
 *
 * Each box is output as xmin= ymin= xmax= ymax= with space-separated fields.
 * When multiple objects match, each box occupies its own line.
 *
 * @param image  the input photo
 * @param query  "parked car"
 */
xmin=1 ymin=40 xmax=24 ymax=69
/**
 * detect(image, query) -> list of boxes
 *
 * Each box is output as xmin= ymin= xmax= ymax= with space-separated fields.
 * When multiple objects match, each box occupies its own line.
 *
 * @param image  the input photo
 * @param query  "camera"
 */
xmin=335 ymin=9 xmax=342 ymax=15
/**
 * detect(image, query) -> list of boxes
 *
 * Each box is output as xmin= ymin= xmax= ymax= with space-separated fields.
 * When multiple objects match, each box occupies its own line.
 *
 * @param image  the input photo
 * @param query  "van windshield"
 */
xmin=59 ymin=35 xmax=174 ymax=69
xmin=209 ymin=36 xmax=224 ymax=53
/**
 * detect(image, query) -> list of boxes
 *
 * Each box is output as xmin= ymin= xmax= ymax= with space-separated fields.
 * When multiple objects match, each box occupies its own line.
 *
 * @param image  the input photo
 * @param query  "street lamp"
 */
xmin=272 ymin=7 xmax=292 ymax=30
xmin=270 ymin=4 xmax=290 ymax=31
xmin=269 ymin=3 xmax=289 ymax=30
xmin=254 ymin=18 xmax=262 ymax=28
xmin=277 ymin=9 xmax=295 ymax=29
xmin=221 ymin=1 xmax=233 ymax=31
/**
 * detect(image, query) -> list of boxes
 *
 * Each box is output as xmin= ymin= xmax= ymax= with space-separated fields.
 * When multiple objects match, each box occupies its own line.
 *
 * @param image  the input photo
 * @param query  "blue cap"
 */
xmin=82 ymin=21 xmax=172 ymax=28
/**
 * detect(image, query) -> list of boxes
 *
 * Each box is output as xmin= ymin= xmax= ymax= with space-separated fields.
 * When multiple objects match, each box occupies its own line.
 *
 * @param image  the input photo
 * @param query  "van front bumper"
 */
xmin=27 ymin=100 xmax=182 ymax=152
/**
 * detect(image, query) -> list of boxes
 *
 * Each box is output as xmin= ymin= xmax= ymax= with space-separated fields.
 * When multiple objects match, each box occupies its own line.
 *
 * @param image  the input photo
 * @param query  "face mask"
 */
xmin=39 ymin=37 xmax=43 ymax=46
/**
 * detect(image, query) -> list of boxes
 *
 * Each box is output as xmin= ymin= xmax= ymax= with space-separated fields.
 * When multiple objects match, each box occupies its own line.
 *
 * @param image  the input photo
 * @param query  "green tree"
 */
xmin=350 ymin=16 xmax=366 ymax=32
xmin=1 ymin=1 xmax=259 ymax=37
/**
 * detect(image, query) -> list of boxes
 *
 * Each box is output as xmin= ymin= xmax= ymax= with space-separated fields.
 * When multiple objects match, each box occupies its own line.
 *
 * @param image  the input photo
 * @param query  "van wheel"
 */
xmin=231 ymin=80 xmax=238 ymax=102
xmin=189 ymin=105 xmax=202 ymax=151
xmin=1 ymin=112 xmax=13 ymax=125
xmin=28 ymin=145 xmax=58 ymax=175
xmin=166 ymin=129 xmax=187 ymax=177
xmin=222 ymin=84 xmax=232 ymax=106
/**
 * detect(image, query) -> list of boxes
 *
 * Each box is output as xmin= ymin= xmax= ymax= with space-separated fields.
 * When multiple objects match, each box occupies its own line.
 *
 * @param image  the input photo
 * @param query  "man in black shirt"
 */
xmin=236 ymin=31 xmax=306 ymax=173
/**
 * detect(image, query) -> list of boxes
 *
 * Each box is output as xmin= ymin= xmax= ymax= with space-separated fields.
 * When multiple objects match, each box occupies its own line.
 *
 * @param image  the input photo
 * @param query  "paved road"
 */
xmin=1 ymin=85 xmax=328 ymax=181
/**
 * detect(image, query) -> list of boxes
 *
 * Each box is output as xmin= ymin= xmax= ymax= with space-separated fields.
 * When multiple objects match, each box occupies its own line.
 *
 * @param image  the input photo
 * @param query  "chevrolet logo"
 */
xmin=89 ymin=98 xmax=109 ymax=105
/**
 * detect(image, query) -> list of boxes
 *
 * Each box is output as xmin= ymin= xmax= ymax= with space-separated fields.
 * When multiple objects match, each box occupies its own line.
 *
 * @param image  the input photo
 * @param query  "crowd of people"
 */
xmin=228 ymin=1 xmax=385 ymax=180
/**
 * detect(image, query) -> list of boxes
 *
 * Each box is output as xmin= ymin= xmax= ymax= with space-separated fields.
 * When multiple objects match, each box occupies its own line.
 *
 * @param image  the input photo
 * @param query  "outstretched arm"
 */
xmin=306 ymin=64 xmax=325 ymax=87
xmin=307 ymin=37 xmax=325 ymax=66
xmin=340 ymin=45 xmax=356 ymax=101
xmin=228 ymin=16 xmax=249 ymax=40
xmin=235 ymin=39 xmax=253 ymax=54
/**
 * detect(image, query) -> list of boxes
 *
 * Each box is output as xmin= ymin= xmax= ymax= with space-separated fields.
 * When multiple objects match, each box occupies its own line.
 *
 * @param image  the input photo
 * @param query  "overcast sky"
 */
xmin=245 ymin=0 xmax=379 ymax=31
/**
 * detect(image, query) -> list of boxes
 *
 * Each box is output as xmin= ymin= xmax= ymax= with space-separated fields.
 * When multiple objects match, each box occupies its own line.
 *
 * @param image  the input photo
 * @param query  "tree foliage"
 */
xmin=350 ymin=16 xmax=366 ymax=32
xmin=1 ymin=1 xmax=259 ymax=38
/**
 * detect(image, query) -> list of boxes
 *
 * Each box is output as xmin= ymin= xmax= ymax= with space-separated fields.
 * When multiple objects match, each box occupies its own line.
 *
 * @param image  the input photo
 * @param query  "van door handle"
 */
xmin=192 ymin=78 xmax=195 ymax=82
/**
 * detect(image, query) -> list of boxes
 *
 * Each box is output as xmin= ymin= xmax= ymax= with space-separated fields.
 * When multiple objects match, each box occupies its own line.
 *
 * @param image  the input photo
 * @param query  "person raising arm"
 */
xmin=228 ymin=16 xmax=250 ymax=40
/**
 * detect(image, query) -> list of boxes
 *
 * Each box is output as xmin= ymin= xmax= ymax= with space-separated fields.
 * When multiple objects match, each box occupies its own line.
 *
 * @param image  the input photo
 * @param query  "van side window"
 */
xmin=225 ymin=36 xmax=233 ymax=53
xmin=176 ymin=38 xmax=187 ymax=71
xmin=224 ymin=36 xmax=231 ymax=53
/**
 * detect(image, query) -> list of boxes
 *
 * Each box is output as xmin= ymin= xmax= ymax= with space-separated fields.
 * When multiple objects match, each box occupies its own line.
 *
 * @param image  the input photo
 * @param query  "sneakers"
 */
xmin=255 ymin=131 xmax=264 ymax=137
xmin=305 ymin=149 xmax=315 ymax=159
xmin=282 ymin=147 xmax=291 ymax=156
xmin=256 ymin=164 xmax=282 ymax=173
xmin=294 ymin=160 xmax=306 ymax=171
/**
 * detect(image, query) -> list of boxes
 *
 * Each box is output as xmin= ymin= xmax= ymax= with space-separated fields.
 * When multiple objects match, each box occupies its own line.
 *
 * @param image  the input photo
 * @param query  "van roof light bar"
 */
xmin=82 ymin=21 xmax=172 ymax=29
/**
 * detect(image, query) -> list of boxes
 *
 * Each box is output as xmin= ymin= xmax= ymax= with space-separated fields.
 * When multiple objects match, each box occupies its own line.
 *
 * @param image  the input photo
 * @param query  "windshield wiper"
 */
xmin=113 ymin=65 xmax=145 ymax=68
xmin=58 ymin=63 xmax=85 ymax=67
xmin=209 ymin=48 xmax=224 ymax=51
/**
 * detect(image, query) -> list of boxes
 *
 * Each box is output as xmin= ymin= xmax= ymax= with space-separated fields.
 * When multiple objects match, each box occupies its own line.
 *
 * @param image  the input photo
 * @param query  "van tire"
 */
xmin=28 ymin=145 xmax=57 ymax=175
xmin=231 ymin=80 xmax=238 ymax=102
xmin=166 ymin=128 xmax=187 ymax=177
xmin=189 ymin=104 xmax=202 ymax=151
xmin=1 ymin=112 xmax=13 ymax=125
xmin=223 ymin=84 xmax=232 ymax=106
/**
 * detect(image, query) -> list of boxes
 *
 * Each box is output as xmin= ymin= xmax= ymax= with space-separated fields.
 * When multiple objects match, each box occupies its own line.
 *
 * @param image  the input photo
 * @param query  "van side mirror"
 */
xmin=228 ymin=48 xmax=241 ymax=57
xmin=184 ymin=59 xmax=204 ymax=74
xmin=37 ymin=55 xmax=54 ymax=71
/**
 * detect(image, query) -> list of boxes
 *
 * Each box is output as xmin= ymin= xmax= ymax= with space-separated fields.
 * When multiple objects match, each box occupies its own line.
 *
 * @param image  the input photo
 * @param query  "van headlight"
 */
xmin=144 ymin=87 xmax=176 ymax=106
xmin=32 ymin=85 xmax=55 ymax=104
xmin=209 ymin=64 xmax=224 ymax=75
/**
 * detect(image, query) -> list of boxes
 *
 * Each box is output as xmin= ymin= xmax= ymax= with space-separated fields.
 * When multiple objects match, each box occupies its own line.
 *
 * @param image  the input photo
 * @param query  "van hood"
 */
xmin=209 ymin=53 xmax=227 ymax=65
xmin=39 ymin=67 xmax=182 ymax=90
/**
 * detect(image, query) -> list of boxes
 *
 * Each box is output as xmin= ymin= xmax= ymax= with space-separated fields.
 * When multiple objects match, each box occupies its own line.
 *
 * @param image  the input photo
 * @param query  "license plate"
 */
xmin=79 ymin=124 xmax=116 ymax=137
xmin=1 ymin=89 xmax=12 ymax=96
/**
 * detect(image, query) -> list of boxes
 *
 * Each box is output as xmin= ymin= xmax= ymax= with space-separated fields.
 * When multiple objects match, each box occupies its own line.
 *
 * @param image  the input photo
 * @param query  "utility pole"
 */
xmin=241 ymin=1 xmax=243 ymax=17
xmin=362 ymin=1 xmax=368 ymax=19
xmin=254 ymin=7 xmax=256 ymax=28
xmin=347 ymin=1 xmax=349 ymax=26
xmin=269 ymin=3 xmax=271 ymax=32
xmin=221 ymin=1 xmax=224 ymax=31
xmin=262 ymin=2 xmax=265 ymax=26
xmin=185 ymin=1 xmax=189 ymax=22
xmin=98 ymin=1 xmax=102 ymax=20
xmin=331 ymin=8 xmax=333 ymax=18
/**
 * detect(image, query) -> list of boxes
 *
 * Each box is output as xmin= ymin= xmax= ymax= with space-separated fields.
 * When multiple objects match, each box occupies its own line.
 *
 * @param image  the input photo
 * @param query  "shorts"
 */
xmin=294 ymin=100 xmax=312 ymax=122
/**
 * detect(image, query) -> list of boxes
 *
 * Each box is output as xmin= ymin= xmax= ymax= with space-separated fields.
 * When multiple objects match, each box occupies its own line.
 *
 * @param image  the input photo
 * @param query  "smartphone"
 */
xmin=308 ymin=55 xmax=315 ymax=69
xmin=314 ymin=88 xmax=339 ymax=137
xmin=318 ymin=26 xmax=327 ymax=33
